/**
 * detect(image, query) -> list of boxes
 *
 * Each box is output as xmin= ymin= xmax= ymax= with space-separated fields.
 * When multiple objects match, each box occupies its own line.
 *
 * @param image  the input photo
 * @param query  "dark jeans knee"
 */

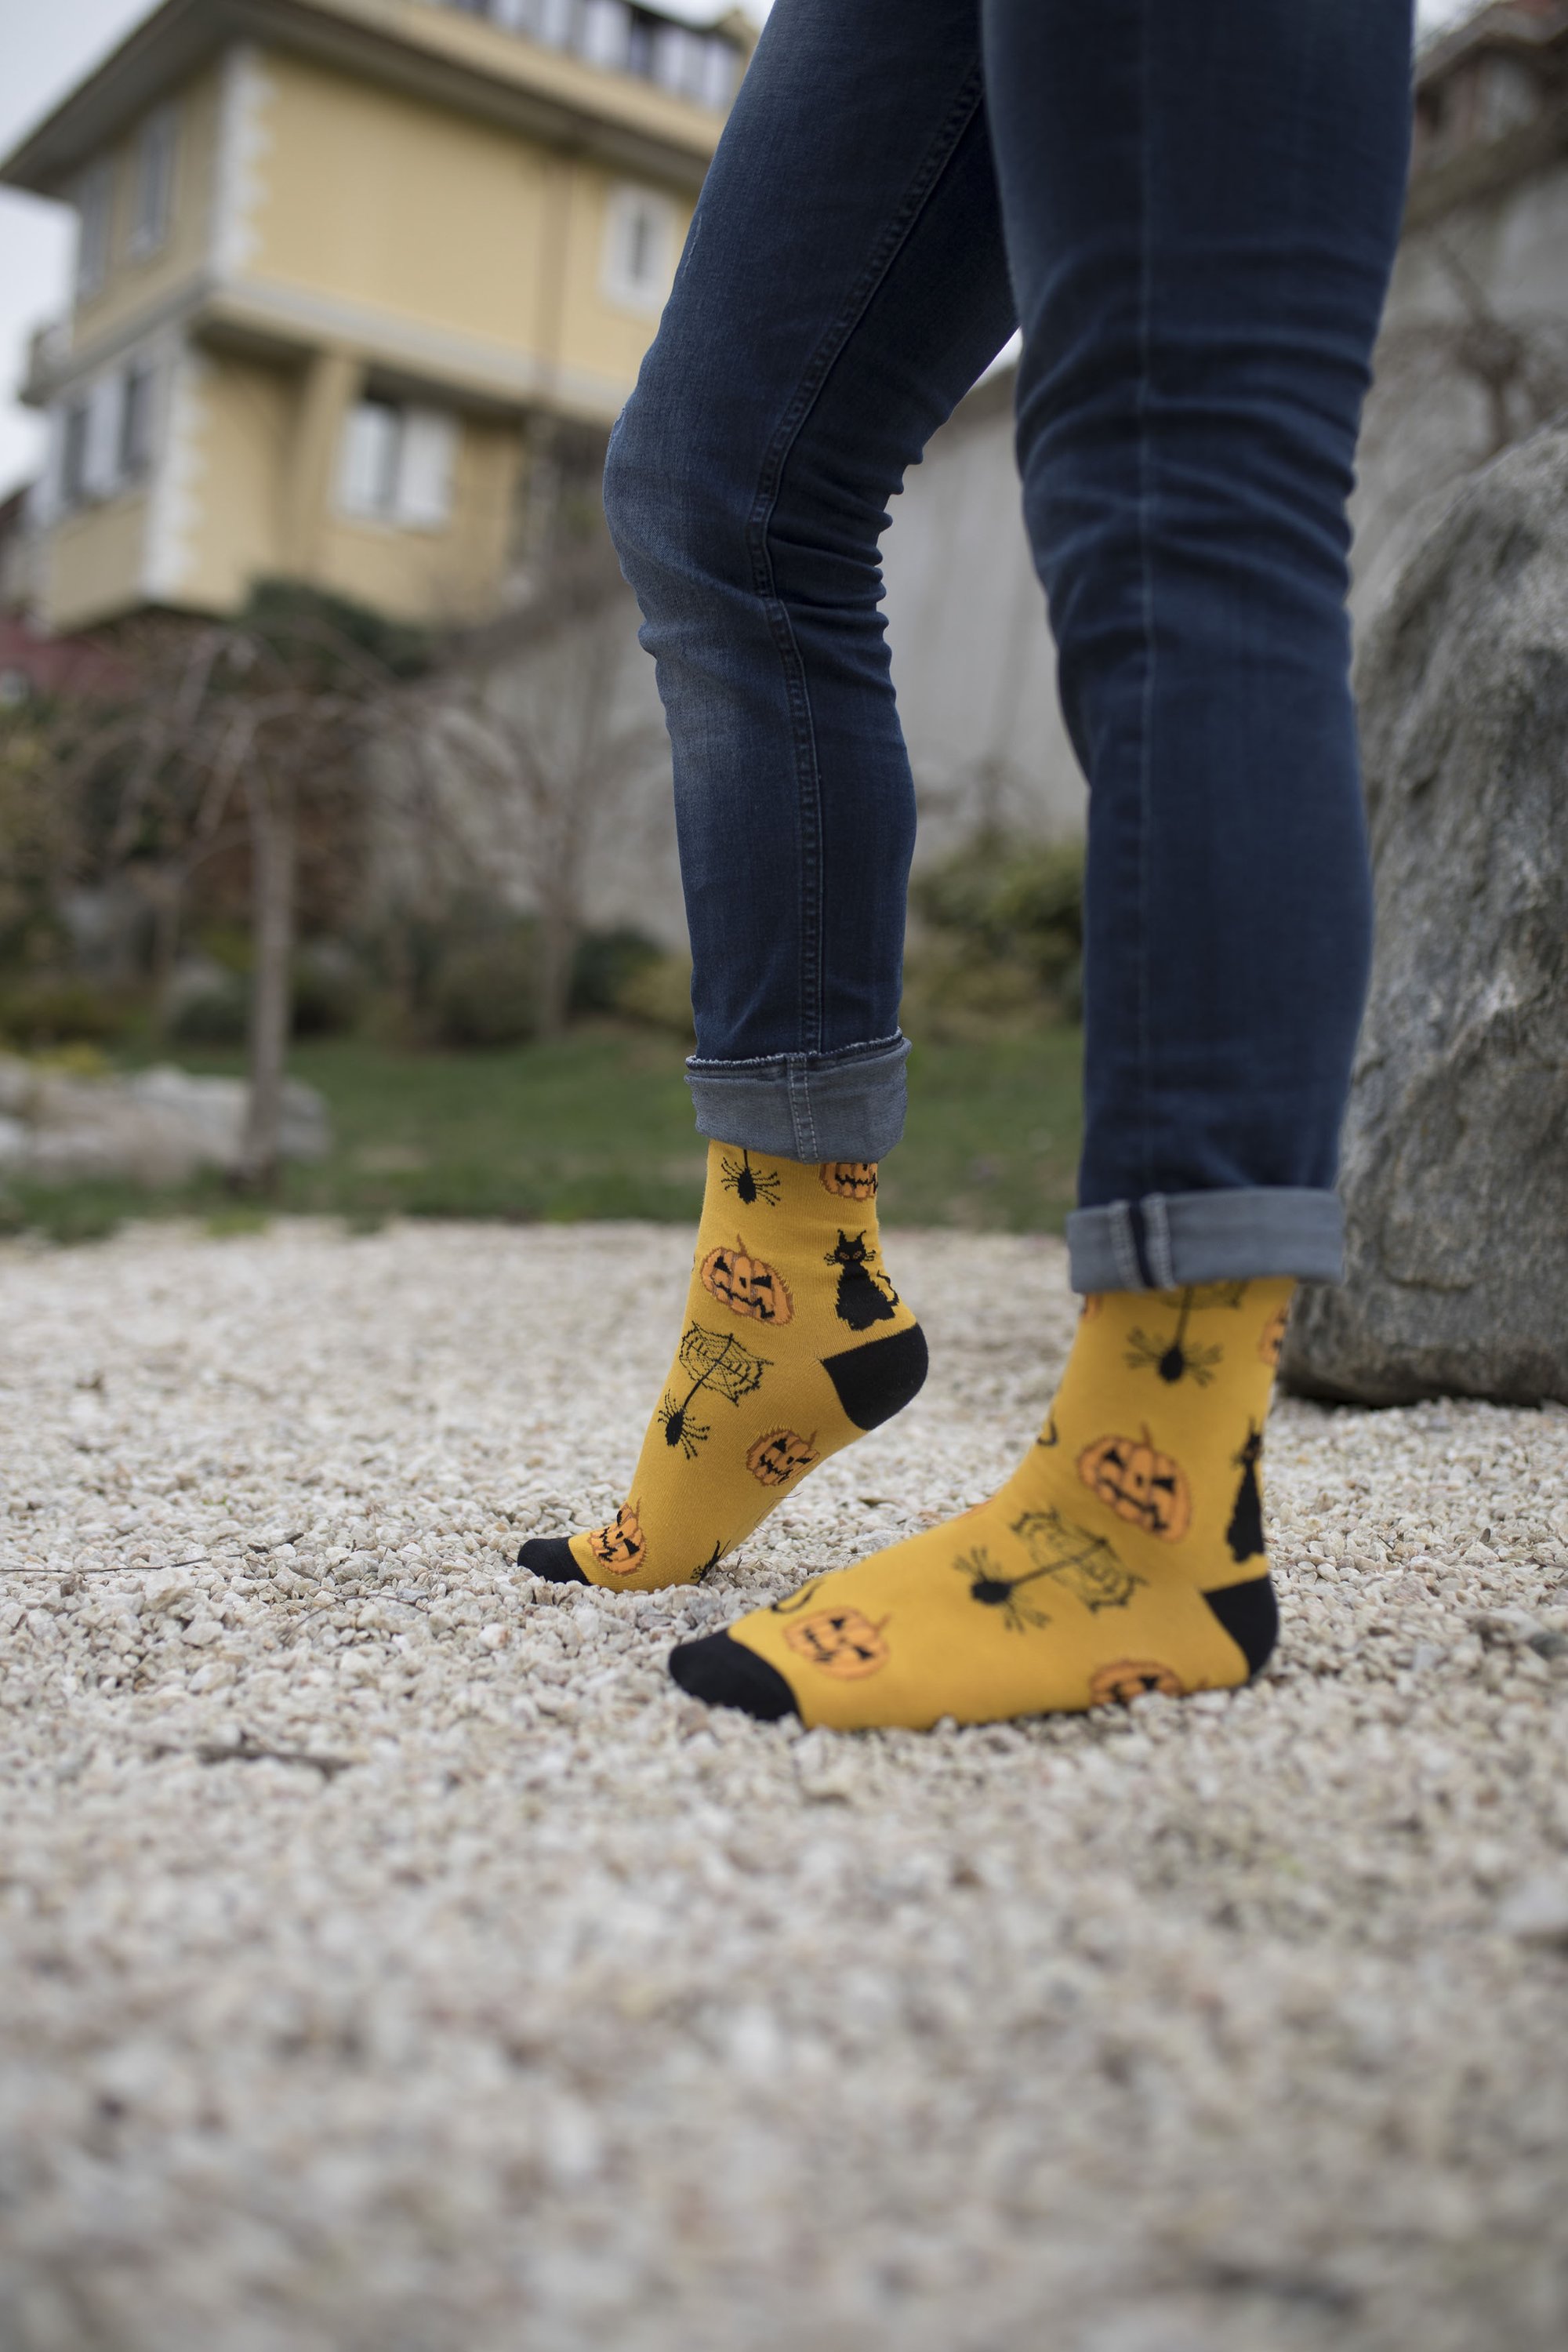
xmin=602 ymin=373 xmax=750 ymax=626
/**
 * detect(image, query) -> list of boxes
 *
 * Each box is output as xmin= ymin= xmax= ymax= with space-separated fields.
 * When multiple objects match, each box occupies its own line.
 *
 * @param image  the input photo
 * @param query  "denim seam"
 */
xmin=1144 ymin=1193 xmax=1176 ymax=1289
xmin=686 ymin=1030 xmax=905 ymax=1073
xmin=1109 ymin=1201 xmax=1142 ymax=1292
xmin=741 ymin=61 xmax=988 ymax=1060
xmin=1134 ymin=0 xmax=1156 ymax=1201
xmin=788 ymin=1058 xmax=818 ymax=1161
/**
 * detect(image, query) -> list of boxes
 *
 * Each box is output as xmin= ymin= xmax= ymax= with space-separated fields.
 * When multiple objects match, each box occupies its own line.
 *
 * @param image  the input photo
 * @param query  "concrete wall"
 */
xmin=882 ymin=369 xmax=1084 ymax=856
xmin=1351 ymin=152 xmax=1568 ymax=631
xmin=572 ymin=368 xmax=1088 ymax=955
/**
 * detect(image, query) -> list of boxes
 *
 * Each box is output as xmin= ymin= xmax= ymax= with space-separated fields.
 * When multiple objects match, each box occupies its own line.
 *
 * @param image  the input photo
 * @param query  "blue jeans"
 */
xmin=603 ymin=0 xmax=1414 ymax=1290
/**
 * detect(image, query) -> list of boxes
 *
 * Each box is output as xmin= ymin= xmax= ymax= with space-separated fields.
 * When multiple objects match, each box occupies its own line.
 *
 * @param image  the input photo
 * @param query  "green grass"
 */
xmin=0 ymin=1024 xmax=1082 ymax=1243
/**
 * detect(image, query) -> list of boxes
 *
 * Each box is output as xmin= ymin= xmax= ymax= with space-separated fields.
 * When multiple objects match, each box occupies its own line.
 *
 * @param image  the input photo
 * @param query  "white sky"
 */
xmin=0 ymin=0 xmax=1479 ymax=506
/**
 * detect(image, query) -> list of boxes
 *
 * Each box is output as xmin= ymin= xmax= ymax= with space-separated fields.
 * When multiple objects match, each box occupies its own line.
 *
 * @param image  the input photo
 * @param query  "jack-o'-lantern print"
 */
xmin=782 ymin=1605 xmax=891 ymax=1679
xmin=1087 ymin=1659 xmax=1187 ymax=1706
xmin=818 ymin=1161 xmax=878 ymax=1200
xmin=586 ymin=1501 xmax=646 ymax=1575
xmin=700 ymin=1235 xmax=794 ymax=1325
xmin=1258 ymin=1301 xmax=1290 ymax=1367
xmin=746 ymin=1426 xmax=819 ymax=1486
xmin=1076 ymin=1425 xmax=1192 ymax=1542
xmin=826 ymin=1229 xmax=898 ymax=1329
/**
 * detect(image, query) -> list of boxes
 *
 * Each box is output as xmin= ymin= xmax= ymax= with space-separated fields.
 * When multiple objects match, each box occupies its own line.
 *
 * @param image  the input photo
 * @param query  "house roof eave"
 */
xmin=1 ymin=0 xmax=729 ymax=200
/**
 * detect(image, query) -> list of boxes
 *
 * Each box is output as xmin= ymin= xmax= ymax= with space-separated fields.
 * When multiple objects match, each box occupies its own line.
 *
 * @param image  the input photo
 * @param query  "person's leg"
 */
xmin=520 ymin=0 xmax=1015 ymax=1592
xmin=1011 ymin=0 xmax=1416 ymax=1282
xmin=673 ymin=0 xmax=1414 ymax=1716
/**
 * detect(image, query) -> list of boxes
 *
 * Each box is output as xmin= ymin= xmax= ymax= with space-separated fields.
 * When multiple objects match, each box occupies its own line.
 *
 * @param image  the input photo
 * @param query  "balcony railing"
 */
xmin=434 ymin=0 xmax=739 ymax=111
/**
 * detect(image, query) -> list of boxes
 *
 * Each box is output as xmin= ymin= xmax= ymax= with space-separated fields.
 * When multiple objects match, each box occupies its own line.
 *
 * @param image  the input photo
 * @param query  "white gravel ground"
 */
xmin=2 ymin=1218 xmax=1567 ymax=2352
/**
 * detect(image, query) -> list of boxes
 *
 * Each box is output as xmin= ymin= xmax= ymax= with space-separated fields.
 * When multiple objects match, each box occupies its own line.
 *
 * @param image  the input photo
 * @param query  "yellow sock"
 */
xmin=519 ymin=1143 xmax=927 ymax=1592
xmin=670 ymin=1279 xmax=1293 ymax=1726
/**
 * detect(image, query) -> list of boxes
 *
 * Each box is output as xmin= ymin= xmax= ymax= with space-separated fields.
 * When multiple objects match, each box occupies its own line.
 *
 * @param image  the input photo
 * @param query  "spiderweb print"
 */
xmin=675 ymin=1323 xmax=769 ymax=1403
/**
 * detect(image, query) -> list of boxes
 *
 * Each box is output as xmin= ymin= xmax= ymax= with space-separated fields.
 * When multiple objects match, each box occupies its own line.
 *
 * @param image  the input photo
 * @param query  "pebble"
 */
xmin=1497 ymin=1874 xmax=1568 ymax=1949
xmin=1 ymin=1218 xmax=1566 ymax=2352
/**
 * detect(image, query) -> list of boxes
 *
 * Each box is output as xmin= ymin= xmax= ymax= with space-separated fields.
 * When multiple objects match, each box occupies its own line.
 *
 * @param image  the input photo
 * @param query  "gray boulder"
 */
xmin=0 ymin=1058 xmax=330 ymax=1186
xmin=1283 ymin=422 xmax=1568 ymax=1406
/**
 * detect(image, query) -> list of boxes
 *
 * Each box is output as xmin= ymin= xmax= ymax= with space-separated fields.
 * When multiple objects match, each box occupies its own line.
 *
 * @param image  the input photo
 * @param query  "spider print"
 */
xmin=693 ymin=1537 xmax=726 ymax=1580
xmin=826 ymin=1230 xmax=898 ymax=1330
xmin=720 ymin=1149 xmax=781 ymax=1208
xmin=953 ymin=1545 xmax=1055 ymax=1634
xmin=657 ymin=1323 xmax=770 ymax=1458
xmin=1012 ymin=1506 xmax=1144 ymax=1611
xmin=1036 ymin=1414 xmax=1061 ymax=1451
xmin=1225 ymin=1419 xmax=1265 ymax=1563
xmin=1124 ymin=1287 xmax=1227 ymax=1385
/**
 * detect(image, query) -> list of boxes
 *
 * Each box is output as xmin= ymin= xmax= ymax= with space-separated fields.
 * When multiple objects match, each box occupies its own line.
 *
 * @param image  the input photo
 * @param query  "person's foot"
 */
xmin=519 ymin=1144 xmax=927 ymax=1592
xmin=669 ymin=1279 xmax=1293 ymax=1726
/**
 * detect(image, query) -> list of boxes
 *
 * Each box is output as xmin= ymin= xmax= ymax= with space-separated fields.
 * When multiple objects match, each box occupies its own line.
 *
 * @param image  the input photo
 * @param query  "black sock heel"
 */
xmin=1203 ymin=1574 xmax=1277 ymax=1678
xmin=822 ymin=1322 xmax=928 ymax=1432
xmin=670 ymin=1631 xmax=800 ymax=1719
xmin=518 ymin=1537 xmax=590 ymax=1587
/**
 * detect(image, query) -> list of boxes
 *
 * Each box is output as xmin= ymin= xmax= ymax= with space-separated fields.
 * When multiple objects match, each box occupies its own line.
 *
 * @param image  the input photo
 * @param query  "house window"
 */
xmin=60 ymin=402 xmax=92 ymax=506
xmin=47 ymin=361 xmax=156 ymax=513
xmin=652 ymin=25 xmax=703 ymax=98
xmin=82 ymin=373 xmax=125 ymax=499
xmin=338 ymin=398 xmax=458 ymax=528
xmin=699 ymin=34 xmax=735 ymax=111
xmin=1478 ymin=56 xmax=1540 ymax=141
xmin=579 ymin=2 xmax=630 ymax=71
xmin=601 ymin=182 xmax=676 ymax=314
xmin=119 ymin=361 xmax=156 ymax=479
xmin=75 ymin=164 xmax=113 ymax=299
xmin=339 ymin=397 xmax=401 ymax=517
xmin=129 ymin=107 xmax=178 ymax=258
xmin=647 ymin=26 xmax=735 ymax=108
xmin=529 ymin=0 xmax=575 ymax=46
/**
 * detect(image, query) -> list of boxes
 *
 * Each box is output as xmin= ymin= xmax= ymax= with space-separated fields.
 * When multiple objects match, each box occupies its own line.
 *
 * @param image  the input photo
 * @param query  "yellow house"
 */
xmin=2 ymin=0 xmax=753 ymax=632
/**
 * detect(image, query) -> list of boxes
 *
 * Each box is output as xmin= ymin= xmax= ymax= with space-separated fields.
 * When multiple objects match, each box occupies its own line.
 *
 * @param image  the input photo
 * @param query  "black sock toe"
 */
xmin=518 ymin=1537 xmax=590 ymax=1586
xmin=670 ymin=1631 xmax=800 ymax=1721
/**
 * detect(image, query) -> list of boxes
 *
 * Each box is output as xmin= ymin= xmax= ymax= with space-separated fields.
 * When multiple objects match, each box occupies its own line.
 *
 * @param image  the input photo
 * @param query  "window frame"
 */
xmin=128 ymin=105 xmax=179 ymax=260
xmin=337 ymin=395 xmax=459 ymax=532
xmin=601 ymin=180 xmax=677 ymax=317
xmin=74 ymin=162 xmax=114 ymax=300
xmin=118 ymin=360 xmax=157 ymax=481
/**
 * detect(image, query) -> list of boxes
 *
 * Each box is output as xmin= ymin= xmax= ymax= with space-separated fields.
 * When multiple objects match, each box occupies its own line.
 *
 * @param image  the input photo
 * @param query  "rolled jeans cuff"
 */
xmin=685 ymin=1033 xmax=909 ymax=1163
xmin=1066 ymin=1187 xmax=1345 ymax=1293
